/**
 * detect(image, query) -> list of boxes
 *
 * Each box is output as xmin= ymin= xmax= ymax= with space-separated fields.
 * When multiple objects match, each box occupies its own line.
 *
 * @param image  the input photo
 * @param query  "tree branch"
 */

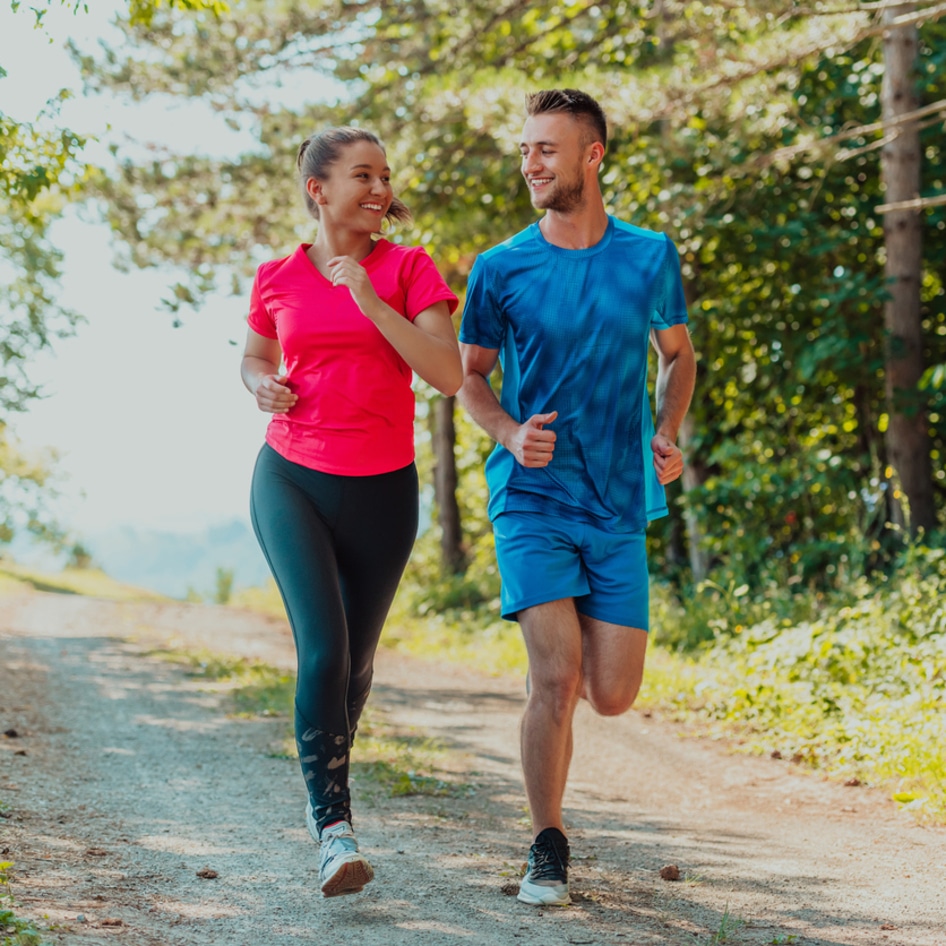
xmin=875 ymin=192 xmax=946 ymax=212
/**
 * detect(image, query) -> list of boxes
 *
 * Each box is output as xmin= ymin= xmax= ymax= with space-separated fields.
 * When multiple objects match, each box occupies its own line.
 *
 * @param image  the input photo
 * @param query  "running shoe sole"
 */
xmin=320 ymin=854 xmax=374 ymax=898
xmin=517 ymin=878 xmax=570 ymax=906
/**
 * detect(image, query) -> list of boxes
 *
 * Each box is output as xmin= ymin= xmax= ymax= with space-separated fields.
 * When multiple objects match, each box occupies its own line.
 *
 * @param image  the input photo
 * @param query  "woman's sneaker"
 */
xmin=518 ymin=827 xmax=570 ymax=906
xmin=307 ymin=804 xmax=374 ymax=898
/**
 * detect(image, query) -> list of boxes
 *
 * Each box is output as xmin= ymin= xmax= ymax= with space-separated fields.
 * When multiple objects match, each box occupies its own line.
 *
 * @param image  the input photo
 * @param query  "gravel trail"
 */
xmin=1 ymin=591 xmax=944 ymax=946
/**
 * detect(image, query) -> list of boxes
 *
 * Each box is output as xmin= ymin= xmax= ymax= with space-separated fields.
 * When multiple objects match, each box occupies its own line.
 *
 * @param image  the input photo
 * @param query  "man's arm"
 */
xmin=650 ymin=324 xmax=696 ymax=485
xmin=457 ymin=342 xmax=558 ymax=468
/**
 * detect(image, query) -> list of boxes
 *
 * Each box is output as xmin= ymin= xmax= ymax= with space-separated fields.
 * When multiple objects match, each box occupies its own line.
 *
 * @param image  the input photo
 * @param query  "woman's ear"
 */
xmin=305 ymin=177 xmax=326 ymax=204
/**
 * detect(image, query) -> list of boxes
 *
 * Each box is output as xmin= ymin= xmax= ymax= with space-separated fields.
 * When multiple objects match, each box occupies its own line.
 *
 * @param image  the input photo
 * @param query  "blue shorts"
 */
xmin=492 ymin=511 xmax=650 ymax=630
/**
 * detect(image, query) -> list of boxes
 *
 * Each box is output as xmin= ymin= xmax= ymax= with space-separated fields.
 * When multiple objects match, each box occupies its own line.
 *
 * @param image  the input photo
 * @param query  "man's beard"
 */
xmin=533 ymin=174 xmax=585 ymax=213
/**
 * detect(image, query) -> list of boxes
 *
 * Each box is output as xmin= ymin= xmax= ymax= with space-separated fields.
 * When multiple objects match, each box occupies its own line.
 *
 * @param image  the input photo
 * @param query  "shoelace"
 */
xmin=321 ymin=829 xmax=357 ymax=867
xmin=529 ymin=838 xmax=568 ymax=880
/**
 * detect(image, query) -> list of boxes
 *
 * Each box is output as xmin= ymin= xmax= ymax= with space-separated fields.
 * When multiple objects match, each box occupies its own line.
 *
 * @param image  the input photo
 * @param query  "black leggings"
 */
xmin=250 ymin=444 xmax=418 ymax=831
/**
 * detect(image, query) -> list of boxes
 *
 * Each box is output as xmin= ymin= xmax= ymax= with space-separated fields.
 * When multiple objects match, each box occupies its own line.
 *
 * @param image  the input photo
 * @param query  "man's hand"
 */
xmin=651 ymin=433 xmax=684 ymax=484
xmin=508 ymin=411 xmax=558 ymax=467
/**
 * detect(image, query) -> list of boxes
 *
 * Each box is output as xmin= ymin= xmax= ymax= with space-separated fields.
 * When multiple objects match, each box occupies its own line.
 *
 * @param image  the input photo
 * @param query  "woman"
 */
xmin=241 ymin=127 xmax=461 ymax=897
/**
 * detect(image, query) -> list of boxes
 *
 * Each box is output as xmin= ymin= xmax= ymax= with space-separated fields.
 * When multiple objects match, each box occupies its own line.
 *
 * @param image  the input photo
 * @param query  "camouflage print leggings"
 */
xmin=250 ymin=444 xmax=418 ymax=833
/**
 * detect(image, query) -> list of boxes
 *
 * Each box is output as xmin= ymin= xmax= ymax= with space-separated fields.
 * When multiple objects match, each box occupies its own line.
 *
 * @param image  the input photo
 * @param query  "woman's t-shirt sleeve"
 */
xmin=404 ymin=248 xmax=459 ymax=320
xmin=247 ymin=264 xmax=278 ymax=338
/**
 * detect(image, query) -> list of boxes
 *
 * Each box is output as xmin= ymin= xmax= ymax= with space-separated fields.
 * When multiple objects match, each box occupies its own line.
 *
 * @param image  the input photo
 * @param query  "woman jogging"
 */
xmin=241 ymin=126 xmax=461 ymax=898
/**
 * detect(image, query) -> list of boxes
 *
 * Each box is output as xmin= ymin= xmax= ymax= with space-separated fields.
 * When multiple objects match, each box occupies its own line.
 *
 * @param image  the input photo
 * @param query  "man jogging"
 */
xmin=457 ymin=88 xmax=696 ymax=906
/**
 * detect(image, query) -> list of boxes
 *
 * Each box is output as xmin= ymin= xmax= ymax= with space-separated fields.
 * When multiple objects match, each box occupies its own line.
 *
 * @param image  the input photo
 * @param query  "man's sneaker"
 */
xmin=306 ymin=803 xmax=374 ymax=898
xmin=518 ymin=827 xmax=570 ymax=906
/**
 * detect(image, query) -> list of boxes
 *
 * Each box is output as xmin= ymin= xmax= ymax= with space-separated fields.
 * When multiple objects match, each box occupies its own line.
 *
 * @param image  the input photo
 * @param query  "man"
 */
xmin=457 ymin=89 xmax=696 ymax=907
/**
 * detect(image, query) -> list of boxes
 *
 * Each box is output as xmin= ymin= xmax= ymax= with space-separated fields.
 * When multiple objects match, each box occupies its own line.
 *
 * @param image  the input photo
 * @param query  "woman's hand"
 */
xmin=254 ymin=373 xmax=297 ymax=414
xmin=327 ymin=256 xmax=380 ymax=316
xmin=241 ymin=328 xmax=296 ymax=413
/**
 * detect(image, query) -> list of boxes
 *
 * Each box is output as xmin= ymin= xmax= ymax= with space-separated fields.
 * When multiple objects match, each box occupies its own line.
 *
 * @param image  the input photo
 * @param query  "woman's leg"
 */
xmin=334 ymin=462 xmax=418 ymax=740
xmin=250 ymin=448 xmax=418 ymax=835
xmin=250 ymin=447 xmax=354 ymax=831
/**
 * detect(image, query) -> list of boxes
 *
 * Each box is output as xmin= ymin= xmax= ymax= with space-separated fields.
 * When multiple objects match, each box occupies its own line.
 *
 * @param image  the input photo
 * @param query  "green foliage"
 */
xmin=80 ymin=1 xmax=946 ymax=589
xmin=650 ymin=576 xmax=829 ymax=651
xmin=709 ymin=903 xmax=745 ymax=946
xmin=126 ymin=0 xmax=229 ymax=26
xmin=1 ymin=0 xmax=231 ymax=541
xmin=151 ymin=648 xmax=294 ymax=716
xmin=13 ymin=0 xmax=229 ymax=29
xmin=0 ymin=427 xmax=61 ymax=547
xmin=0 ymin=559 xmax=163 ymax=599
xmin=644 ymin=28 xmax=946 ymax=583
xmin=1 ymin=48 xmax=84 ymax=422
xmin=147 ymin=645 xmax=467 ymax=795
xmin=352 ymin=710 xmax=470 ymax=799
xmin=213 ymin=566 xmax=234 ymax=605
xmin=0 ymin=120 xmax=83 ymax=419
xmin=0 ymin=862 xmax=44 ymax=946
xmin=65 ymin=542 xmax=93 ymax=569
xmin=642 ymin=543 xmax=946 ymax=822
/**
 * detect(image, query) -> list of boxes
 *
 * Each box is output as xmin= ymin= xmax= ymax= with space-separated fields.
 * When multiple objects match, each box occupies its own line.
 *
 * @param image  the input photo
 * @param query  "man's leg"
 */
xmin=517 ymin=597 xmax=582 ymax=905
xmin=518 ymin=597 xmax=584 ymax=836
xmin=578 ymin=614 xmax=648 ymax=716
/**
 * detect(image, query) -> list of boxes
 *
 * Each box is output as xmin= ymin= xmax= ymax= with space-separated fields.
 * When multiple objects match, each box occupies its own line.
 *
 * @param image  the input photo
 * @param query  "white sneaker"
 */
xmin=307 ymin=804 xmax=374 ymax=898
xmin=517 ymin=827 xmax=571 ymax=906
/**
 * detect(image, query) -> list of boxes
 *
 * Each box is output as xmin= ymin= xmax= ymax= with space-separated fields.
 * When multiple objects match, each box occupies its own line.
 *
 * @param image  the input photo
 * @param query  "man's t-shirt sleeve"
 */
xmin=652 ymin=235 xmax=689 ymax=330
xmin=459 ymin=255 xmax=506 ymax=349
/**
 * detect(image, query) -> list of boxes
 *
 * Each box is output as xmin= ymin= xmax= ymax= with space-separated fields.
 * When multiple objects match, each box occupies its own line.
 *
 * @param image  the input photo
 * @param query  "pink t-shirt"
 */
xmin=248 ymin=241 xmax=458 ymax=475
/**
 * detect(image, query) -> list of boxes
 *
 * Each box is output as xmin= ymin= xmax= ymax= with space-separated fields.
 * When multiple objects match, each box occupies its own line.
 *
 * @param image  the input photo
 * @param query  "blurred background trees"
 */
xmin=0 ymin=0 xmax=228 ymax=546
xmin=5 ymin=1 xmax=946 ymax=629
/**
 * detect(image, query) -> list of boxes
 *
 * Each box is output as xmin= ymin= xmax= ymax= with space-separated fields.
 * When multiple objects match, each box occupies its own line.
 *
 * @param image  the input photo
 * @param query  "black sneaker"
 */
xmin=517 ymin=827 xmax=570 ymax=906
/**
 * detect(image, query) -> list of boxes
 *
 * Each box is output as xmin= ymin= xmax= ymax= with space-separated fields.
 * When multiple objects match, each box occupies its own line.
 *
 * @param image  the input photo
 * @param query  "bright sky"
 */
xmin=0 ymin=2 xmax=311 ymax=536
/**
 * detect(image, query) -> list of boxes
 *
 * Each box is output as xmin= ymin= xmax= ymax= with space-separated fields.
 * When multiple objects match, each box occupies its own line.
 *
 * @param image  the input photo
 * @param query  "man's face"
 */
xmin=519 ymin=112 xmax=589 ymax=213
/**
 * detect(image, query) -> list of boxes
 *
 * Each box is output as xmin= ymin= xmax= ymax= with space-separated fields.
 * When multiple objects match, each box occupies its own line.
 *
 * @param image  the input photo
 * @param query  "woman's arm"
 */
xmin=326 ymin=256 xmax=462 ymax=396
xmin=241 ymin=327 xmax=298 ymax=413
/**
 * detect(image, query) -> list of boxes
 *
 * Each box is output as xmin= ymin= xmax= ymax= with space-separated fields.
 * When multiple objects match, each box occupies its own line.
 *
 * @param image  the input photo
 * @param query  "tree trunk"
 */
xmin=679 ymin=414 xmax=710 ymax=582
xmin=880 ymin=3 xmax=935 ymax=535
xmin=432 ymin=395 xmax=465 ymax=574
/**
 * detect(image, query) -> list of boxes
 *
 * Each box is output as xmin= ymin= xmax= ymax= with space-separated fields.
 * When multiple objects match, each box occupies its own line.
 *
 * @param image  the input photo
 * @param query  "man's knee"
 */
xmin=529 ymin=668 xmax=582 ymax=720
xmin=584 ymin=677 xmax=642 ymax=717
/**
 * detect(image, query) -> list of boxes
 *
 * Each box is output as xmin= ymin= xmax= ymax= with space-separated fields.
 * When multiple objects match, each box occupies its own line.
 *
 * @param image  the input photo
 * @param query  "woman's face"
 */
xmin=308 ymin=140 xmax=394 ymax=232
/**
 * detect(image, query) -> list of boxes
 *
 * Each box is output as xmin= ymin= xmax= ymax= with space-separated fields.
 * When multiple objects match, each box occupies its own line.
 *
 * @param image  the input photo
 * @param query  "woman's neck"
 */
xmin=310 ymin=226 xmax=378 ymax=264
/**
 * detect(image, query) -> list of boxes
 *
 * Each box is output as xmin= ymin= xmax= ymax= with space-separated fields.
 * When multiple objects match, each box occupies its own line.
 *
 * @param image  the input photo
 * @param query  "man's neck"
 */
xmin=538 ymin=201 xmax=609 ymax=250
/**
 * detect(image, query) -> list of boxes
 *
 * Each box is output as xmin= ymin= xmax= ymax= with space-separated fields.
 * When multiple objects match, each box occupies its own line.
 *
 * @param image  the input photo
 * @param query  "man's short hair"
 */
xmin=525 ymin=89 xmax=608 ymax=150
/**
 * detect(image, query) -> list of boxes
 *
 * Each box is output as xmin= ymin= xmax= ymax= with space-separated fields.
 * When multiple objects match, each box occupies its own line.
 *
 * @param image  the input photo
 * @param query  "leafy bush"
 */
xmin=641 ymin=542 xmax=946 ymax=821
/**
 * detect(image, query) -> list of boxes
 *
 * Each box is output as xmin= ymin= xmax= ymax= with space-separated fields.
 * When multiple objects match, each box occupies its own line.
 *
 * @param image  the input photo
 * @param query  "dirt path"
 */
xmin=1 ymin=591 xmax=944 ymax=946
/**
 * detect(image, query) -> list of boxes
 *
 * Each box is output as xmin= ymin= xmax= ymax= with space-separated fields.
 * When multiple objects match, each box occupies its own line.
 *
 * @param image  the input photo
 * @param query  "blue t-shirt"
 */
xmin=459 ymin=216 xmax=689 ymax=533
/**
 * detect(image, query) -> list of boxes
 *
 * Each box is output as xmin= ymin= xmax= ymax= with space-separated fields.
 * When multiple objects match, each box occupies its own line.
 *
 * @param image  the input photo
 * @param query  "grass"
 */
xmin=639 ymin=573 xmax=946 ymax=823
xmin=151 ymin=646 xmax=470 ymax=798
xmin=394 ymin=556 xmax=946 ymax=825
xmin=0 ymin=560 xmax=164 ymax=602
xmin=10 ymin=551 xmax=946 ymax=823
xmin=146 ymin=648 xmax=295 ymax=719
xmin=0 ymin=862 xmax=45 ymax=946
xmin=708 ymin=902 xmax=745 ymax=944
xmin=232 ymin=579 xmax=530 ymax=677
xmin=230 ymin=561 xmax=946 ymax=824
